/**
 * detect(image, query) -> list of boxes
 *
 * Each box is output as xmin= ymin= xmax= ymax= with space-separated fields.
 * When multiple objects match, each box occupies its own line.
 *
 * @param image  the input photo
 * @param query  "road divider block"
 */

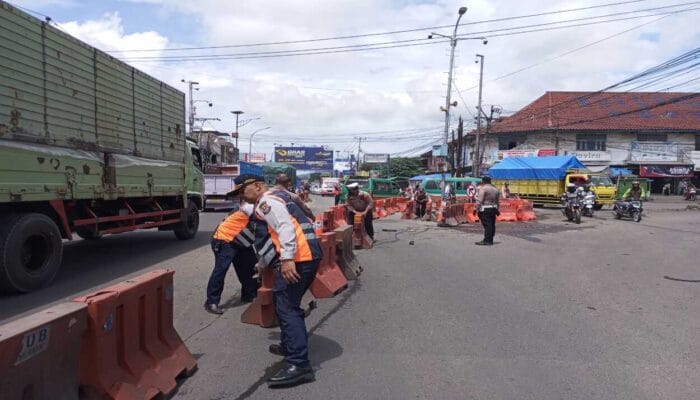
xmin=374 ymin=199 xmax=388 ymax=218
xmin=0 ymin=302 xmax=87 ymax=400
xmin=241 ymin=267 xmax=278 ymax=328
xmin=401 ymin=200 xmax=415 ymax=219
xmin=74 ymin=269 xmax=197 ymax=400
xmin=496 ymin=199 xmax=518 ymax=222
xmin=515 ymin=199 xmax=537 ymax=221
xmin=443 ymin=204 xmax=460 ymax=226
xmin=332 ymin=206 xmax=347 ymax=228
xmin=464 ymin=203 xmax=480 ymax=223
xmin=353 ymin=213 xmax=373 ymax=249
xmin=310 ymin=232 xmax=349 ymax=298
xmin=455 ymin=203 xmax=467 ymax=224
xmin=334 ymin=225 xmax=362 ymax=280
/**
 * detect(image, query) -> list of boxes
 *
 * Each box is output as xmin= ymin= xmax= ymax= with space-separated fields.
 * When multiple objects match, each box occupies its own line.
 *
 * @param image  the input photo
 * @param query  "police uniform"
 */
xmin=345 ymin=188 xmax=375 ymax=240
xmin=476 ymin=181 xmax=500 ymax=245
xmin=205 ymin=203 xmax=259 ymax=309
xmin=253 ymin=189 xmax=322 ymax=371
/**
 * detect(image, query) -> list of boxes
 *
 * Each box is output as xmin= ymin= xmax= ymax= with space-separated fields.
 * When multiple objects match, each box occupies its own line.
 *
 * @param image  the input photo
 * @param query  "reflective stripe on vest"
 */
xmin=268 ymin=190 xmax=322 ymax=262
xmin=213 ymin=211 xmax=252 ymax=246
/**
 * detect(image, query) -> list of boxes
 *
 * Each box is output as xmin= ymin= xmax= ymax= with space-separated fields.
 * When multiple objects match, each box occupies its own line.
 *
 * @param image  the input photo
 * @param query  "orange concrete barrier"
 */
xmin=241 ymin=267 xmax=278 ymax=328
xmin=455 ymin=203 xmax=467 ymax=224
xmin=385 ymin=198 xmax=398 ymax=214
xmin=443 ymin=204 xmax=460 ymax=226
xmin=496 ymin=199 xmax=518 ymax=222
xmin=401 ymin=200 xmax=415 ymax=219
xmin=374 ymin=199 xmax=388 ymax=218
xmin=0 ymin=302 xmax=87 ymax=400
xmin=464 ymin=203 xmax=480 ymax=223
xmin=310 ymin=232 xmax=349 ymax=298
xmin=353 ymin=213 xmax=373 ymax=249
xmin=74 ymin=270 xmax=197 ymax=399
xmin=396 ymin=200 xmax=408 ymax=213
xmin=515 ymin=199 xmax=537 ymax=221
xmin=332 ymin=205 xmax=347 ymax=228
xmin=334 ymin=225 xmax=362 ymax=280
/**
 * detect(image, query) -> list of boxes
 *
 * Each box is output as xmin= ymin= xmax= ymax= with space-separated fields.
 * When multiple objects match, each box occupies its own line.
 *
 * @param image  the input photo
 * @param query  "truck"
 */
xmin=319 ymin=177 xmax=340 ymax=196
xmin=489 ymin=156 xmax=616 ymax=208
xmin=0 ymin=2 xmax=204 ymax=293
xmin=204 ymin=161 xmax=262 ymax=210
xmin=260 ymin=162 xmax=296 ymax=187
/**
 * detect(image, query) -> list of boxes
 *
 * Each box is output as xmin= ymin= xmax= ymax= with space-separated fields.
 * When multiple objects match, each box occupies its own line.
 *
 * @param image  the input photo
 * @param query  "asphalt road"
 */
xmin=1 ymin=196 xmax=699 ymax=399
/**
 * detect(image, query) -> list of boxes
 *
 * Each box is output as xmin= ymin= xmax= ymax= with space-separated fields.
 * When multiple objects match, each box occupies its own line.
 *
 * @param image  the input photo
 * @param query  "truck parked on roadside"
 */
xmin=204 ymin=161 xmax=262 ymax=210
xmin=0 ymin=2 xmax=204 ymax=293
xmin=490 ymin=156 xmax=616 ymax=208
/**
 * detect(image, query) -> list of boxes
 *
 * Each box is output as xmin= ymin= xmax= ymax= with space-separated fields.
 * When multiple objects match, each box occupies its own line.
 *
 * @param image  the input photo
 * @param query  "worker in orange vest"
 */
xmin=205 ymin=200 xmax=259 ymax=315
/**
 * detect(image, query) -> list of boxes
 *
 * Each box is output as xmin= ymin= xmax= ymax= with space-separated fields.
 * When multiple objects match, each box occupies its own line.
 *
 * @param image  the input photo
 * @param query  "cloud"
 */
xmin=45 ymin=0 xmax=700 ymax=158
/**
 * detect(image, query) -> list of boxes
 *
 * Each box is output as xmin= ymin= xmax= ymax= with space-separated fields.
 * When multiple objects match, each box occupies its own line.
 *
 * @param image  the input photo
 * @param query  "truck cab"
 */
xmin=185 ymin=138 xmax=205 ymax=209
xmin=565 ymin=170 xmax=616 ymax=209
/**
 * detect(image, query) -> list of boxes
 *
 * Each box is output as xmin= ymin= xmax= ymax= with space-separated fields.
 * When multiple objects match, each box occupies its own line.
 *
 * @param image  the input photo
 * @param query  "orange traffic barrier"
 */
xmin=374 ymin=199 xmax=388 ymax=218
xmin=454 ymin=203 xmax=467 ymax=224
xmin=443 ymin=204 xmax=460 ymax=226
xmin=496 ymin=199 xmax=518 ymax=222
xmin=334 ymin=225 xmax=362 ymax=280
xmin=385 ymin=198 xmax=398 ymax=214
xmin=515 ymin=199 xmax=537 ymax=221
xmin=352 ymin=213 xmax=373 ymax=249
xmin=396 ymin=199 xmax=408 ymax=213
xmin=321 ymin=210 xmax=335 ymax=232
xmin=332 ymin=205 xmax=347 ymax=228
xmin=75 ymin=270 xmax=197 ymax=399
xmin=0 ymin=302 xmax=87 ymax=400
xmin=310 ymin=232 xmax=349 ymax=298
xmin=464 ymin=203 xmax=480 ymax=223
xmin=241 ymin=267 xmax=278 ymax=328
xmin=401 ymin=200 xmax=415 ymax=219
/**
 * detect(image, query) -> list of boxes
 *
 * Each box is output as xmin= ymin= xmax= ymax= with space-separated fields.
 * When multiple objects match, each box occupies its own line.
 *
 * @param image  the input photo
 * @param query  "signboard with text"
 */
xmin=569 ymin=150 xmax=612 ymax=163
xmin=630 ymin=142 xmax=678 ymax=162
xmin=494 ymin=148 xmax=556 ymax=161
xmin=364 ymin=153 xmax=390 ymax=163
xmin=639 ymin=165 xmax=693 ymax=178
xmin=274 ymin=146 xmax=333 ymax=170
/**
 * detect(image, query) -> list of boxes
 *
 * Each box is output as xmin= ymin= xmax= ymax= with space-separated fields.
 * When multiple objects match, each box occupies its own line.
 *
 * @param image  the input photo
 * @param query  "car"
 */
xmin=320 ymin=182 xmax=337 ymax=196
xmin=310 ymin=184 xmax=322 ymax=195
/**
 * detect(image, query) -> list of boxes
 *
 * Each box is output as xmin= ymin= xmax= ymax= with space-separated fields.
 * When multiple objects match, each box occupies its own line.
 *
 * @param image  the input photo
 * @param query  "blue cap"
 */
xmin=227 ymin=174 xmax=265 ymax=197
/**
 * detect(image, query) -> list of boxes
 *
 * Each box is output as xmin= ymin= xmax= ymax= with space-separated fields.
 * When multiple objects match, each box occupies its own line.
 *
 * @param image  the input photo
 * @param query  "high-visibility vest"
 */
xmin=212 ymin=210 xmax=255 ymax=247
xmin=255 ymin=190 xmax=322 ymax=264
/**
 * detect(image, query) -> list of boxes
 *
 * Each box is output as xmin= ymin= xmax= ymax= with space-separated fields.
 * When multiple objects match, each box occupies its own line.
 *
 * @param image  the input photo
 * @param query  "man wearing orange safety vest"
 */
xmin=233 ymin=174 xmax=322 ymax=387
xmin=205 ymin=200 xmax=259 ymax=315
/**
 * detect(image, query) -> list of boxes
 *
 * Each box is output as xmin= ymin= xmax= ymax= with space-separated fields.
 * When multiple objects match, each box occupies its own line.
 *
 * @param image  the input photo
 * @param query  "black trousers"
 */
xmin=334 ymin=194 xmax=341 ymax=205
xmin=478 ymin=209 xmax=497 ymax=244
xmin=415 ymin=201 xmax=427 ymax=218
xmin=347 ymin=209 xmax=374 ymax=239
xmin=206 ymin=240 xmax=259 ymax=305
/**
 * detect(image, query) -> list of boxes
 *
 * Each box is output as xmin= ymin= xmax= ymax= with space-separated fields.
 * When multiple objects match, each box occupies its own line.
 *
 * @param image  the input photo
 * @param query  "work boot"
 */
xmin=267 ymin=364 xmax=315 ymax=387
xmin=204 ymin=303 xmax=224 ymax=315
xmin=474 ymin=241 xmax=493 ymax=246
xmin=268 ymin=343 xmax=285 ymax=356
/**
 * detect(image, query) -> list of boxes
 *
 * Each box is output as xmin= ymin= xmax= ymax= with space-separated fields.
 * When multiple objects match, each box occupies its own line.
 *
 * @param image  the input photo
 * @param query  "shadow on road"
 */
xmin=0 ymin=228 xmax=213 ymax=322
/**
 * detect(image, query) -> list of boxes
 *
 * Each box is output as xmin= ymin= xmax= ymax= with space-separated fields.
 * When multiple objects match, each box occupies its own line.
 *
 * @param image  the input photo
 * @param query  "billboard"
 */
xmin=274 ymin=147 xmax=333 ymax=170
xmin=630 ymin=142 xmax=678 ymax=162
xmin=364 ymin=153 xmax=390 ymax=163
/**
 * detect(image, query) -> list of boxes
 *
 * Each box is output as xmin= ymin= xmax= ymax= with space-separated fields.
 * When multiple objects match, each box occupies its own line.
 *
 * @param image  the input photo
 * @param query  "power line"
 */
xmin=107 ymin=0 xmax=650 ymax=53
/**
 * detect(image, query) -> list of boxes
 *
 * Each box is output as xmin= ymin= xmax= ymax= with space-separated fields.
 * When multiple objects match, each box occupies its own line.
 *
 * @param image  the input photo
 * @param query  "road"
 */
xmin=1 ymin=196 xmax=699 ymax=399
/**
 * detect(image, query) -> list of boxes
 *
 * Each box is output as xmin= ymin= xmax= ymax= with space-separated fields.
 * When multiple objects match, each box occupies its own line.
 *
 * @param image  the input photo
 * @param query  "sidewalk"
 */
xmin=643 ymin=195 xmax=699 ymax=212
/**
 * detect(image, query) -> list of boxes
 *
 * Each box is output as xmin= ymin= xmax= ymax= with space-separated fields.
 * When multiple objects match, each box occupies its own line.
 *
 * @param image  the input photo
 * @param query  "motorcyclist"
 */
xmin=623 ymin=181 xmax=643 ymax=201
xmin=562 ymin=183 xmax=580 ymax=201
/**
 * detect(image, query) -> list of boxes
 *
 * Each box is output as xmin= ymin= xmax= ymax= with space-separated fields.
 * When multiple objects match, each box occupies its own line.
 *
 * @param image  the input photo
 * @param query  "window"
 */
xmin=576 ymin=134 xmax=606 ymax=151
xmin=637 ymin=133 xmax=668 ymax=142
xmin=498 ymin=134 xmax=526 ymax=150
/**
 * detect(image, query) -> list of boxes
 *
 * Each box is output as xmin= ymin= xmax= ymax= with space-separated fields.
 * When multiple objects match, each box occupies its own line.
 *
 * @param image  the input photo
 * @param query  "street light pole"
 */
xmin=181 ymin=80 xmax=199 ymax=135
xmin=231 ymin=110 xmax=244 ymax=148
xmin=474 ymin=54 xmax=485 ymax=175
xmin=248 ymin=127 xmax=271 ymax=162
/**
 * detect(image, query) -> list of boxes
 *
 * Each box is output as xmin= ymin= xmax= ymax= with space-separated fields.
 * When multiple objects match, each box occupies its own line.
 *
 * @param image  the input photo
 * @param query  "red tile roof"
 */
xmin=487 ymin=91 xmax=700 ymax=133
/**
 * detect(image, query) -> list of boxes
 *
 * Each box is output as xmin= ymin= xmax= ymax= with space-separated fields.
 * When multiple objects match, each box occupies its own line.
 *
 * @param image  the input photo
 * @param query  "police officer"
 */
xmin=475 ymin=176 xmax=500 ymax=246
xmin=233 ymin=174 xmax=322 ymax=387
xmin=345 ymin=182 xmax=375 ymax=242
xmin=204 ymin=199 xmax=259 ymax=315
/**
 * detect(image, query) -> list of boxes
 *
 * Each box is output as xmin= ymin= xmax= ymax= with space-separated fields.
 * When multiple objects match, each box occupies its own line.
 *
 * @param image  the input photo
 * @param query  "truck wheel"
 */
xmin=593 ymin=204 xmax=603 ymax=210
xmin=174 ymin=201 xmax=199 ymax=240
xmin=0 ymin=214 xmax=63 ymax=293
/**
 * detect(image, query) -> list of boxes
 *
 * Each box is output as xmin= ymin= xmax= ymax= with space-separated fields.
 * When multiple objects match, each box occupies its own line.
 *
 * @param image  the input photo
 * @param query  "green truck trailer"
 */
xmin=0 ymin=2 xmax=204 ymax=293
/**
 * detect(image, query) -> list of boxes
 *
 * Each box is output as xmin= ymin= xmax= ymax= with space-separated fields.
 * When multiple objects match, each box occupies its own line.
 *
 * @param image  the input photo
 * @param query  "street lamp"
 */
xmin=181 ymin=79 xmax=200 ymax=134
xmin=248 ymin=127 xmax=271 ymax=161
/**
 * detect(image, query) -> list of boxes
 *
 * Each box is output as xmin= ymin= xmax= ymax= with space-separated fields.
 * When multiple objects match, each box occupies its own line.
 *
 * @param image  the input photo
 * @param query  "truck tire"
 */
xmin=593 ymin=204 xmax=603 ymax=210
xmin=0 ymin=213 xmax=63 ymax=293
xmin=174 ymin=202 xmax=199 ymax=240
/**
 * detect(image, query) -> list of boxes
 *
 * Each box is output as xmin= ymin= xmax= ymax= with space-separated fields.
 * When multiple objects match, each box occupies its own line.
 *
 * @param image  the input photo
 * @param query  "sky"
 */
xmin=7 ymin=0 xmax=700 ymax=161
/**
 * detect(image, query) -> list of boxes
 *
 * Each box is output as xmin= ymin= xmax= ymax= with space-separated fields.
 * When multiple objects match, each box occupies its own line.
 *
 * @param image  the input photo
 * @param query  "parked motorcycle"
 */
xmin=582 ymin=193 xmax=596 ymax=217
xmin=613 ymin=200 xmax=643 ymax=222
xmin=561 ymin=195 xmax=582 ymax=224
xmin=685 ymin=187 xmax=697 ymax=201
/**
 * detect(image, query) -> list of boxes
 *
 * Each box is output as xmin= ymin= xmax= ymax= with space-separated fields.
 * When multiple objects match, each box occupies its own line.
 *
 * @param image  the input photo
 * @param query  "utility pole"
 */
xmin=181 ymin=80 xmax=199 ymax=135
xmin=231 ymin=110 xmax=244 ymax=149
xmin=457 ymin=116 xmax=463 ymax=175
xmin=473 ymin=54 xmax=485 ymax=176
xmin=354 ymin=136 xmax=365 ymax=173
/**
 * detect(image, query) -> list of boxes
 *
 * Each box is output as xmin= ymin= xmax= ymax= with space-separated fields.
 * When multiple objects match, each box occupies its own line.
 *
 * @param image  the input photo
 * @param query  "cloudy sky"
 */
xmin=9 ymin=0 xmax=700 ymax=160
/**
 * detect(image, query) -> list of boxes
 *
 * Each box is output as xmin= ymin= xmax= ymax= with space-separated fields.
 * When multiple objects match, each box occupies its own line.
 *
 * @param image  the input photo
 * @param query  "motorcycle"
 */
xmin=561 ymin=195 xmax=582 ymax=224
xmin=613 ymin=200 xmax=643 ymax=222
xmin=685 ymin=187 xmax=697 ymax=201
xmin=582 ymin=193 xmax=596 ymax=217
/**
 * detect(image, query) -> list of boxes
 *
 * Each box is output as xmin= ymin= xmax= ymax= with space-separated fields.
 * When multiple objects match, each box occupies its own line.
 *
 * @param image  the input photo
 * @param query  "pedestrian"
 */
xmin=333 ymin=182 xmax=341 ymax=205
xmin=345 ymin=182 xmax=375 ymax=242
xmin=475 ymin=176 xmax=500 ymax=246
xmin=234 ymin=174 xmax=322 ymax=387
xmin=467 ymin=182 xmax=477 ymax=203
xmin=501 ymin=182 xmax=511 ymax=199
xmin=204 ymin=199 xmax=259 ymax=315
xmin=275 ymin=173 xmax=315 ymax=221
xmin=415 ymin=187 xmax=428 ymax=219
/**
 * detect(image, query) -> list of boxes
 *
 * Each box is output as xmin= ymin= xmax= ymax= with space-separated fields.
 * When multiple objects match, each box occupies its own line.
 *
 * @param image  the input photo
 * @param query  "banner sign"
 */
xmin=639 ymin=165 xmax=693 ymax=178
xmin=274 ymin=147 xmax=333 ymax=170
xmin=243 ymin=153 xmax=266 ymax=163
xmin=495 ymin=148 xmax=556 ymax=161
xmin=569 ymin=150 xmax=612 ymax=162
xmin=364 ymin=153 xmax=390 ymax=163
xmin=630 ymin=142 xmax=678 ymax=162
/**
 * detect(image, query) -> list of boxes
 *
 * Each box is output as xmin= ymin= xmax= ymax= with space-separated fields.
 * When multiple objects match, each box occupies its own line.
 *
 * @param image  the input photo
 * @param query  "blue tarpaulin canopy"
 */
xmin=489 ymin=156 xmax=586 ymax=180
xmin=610 ymin=167 xmax=633 ymax=177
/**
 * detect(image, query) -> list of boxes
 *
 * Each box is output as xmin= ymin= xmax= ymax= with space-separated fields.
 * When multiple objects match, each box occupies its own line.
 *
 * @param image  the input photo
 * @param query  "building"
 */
xmin=190 ymin=130 xmax=239 ymax=173
xmin=465 ymin=91 xmax=700 ymax=193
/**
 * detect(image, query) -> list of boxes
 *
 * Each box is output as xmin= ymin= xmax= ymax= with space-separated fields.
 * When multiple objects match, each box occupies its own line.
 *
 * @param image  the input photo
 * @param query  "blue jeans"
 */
xmin=273 ymin=259 xmax=320 ymax=367
xmin=206 ymin=240 xmax=259 ymax=305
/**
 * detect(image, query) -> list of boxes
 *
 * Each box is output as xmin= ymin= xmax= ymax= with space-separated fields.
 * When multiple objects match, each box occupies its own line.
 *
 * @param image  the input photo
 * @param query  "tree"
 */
xmin=360 ymin=157 xmax=425 ymax=178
